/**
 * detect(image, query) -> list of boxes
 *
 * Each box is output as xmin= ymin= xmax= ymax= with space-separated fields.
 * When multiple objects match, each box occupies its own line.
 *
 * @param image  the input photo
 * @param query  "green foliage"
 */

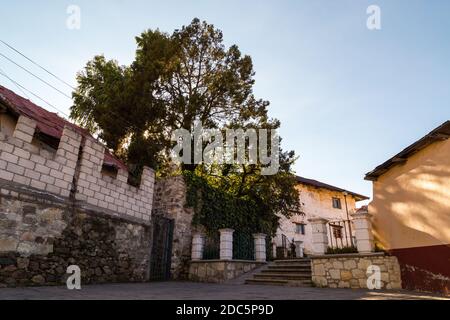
xmin=374 ymin=243 xmax=386 ymax=253
xmin=185 ymin=171 xmax=279 ymax=236
xmin=326 ymin=246 xmax=358 ymax=255
xmin=71 ymin=18 xmax=301 ymax=234
xmin=71 ymin=18 xmax=275 ymax=170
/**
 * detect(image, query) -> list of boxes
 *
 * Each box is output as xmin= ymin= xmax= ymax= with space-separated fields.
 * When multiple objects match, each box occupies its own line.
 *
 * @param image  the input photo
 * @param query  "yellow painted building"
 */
xmin=366 ymin=120 xmax=450 ymax=294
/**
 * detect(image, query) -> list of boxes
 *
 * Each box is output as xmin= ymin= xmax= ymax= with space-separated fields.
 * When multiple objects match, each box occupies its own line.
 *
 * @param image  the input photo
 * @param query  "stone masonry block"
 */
xmin=13 ymin=116 xmax=37 ymax=144
xmin=30 ymin=154 xmax=45 ymax=165
xmin=12 ymin=174 xmax=31 ymax=186
xmin=0 ymin=169 xmax=14 ymax=180
xmin=35 ymin=164 xmax=50 ymax=175
xmin=24 ymin=168 xmax=40 ymax=180
xmin=13 ymin=148 xmax=30 ymax=160
xmin=18 ymin=158 xmax=35 ymax=170
xmin=7 ymin=163 xmax=25 ymax=175
xmin=1 ymin=152 xmax=19 ymax=164
xmin=0 ymin=141 xmax=14 ymax=153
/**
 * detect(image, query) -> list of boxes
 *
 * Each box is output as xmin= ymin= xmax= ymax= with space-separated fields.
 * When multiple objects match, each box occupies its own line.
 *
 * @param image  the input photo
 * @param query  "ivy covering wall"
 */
xmin=184 ymin=171 xmax=278 ymax=236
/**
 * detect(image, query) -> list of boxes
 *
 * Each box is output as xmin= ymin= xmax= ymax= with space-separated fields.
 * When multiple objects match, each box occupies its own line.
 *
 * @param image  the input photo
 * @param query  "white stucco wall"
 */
xmin=275 ymin=183 xmax=360 ymax=255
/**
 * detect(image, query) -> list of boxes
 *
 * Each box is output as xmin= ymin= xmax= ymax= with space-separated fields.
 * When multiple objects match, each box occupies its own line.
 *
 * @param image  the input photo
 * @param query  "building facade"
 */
xmin=366 ymin=121 xmax=450 ymax=294
xmin=275 ymin=176 xmax=368 ymax=256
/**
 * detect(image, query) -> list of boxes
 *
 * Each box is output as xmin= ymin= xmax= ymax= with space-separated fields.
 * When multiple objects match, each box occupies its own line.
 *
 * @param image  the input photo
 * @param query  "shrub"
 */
xmin=326 ymin=246 xmax=358 ymax=255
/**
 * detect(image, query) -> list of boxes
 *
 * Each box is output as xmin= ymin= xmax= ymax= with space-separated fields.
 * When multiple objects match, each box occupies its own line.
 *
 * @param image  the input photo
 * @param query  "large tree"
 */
xmin=71 ymin=18 xmax=273 ymax=168
xmin=71 ymin=18 xmax=300 ymax=221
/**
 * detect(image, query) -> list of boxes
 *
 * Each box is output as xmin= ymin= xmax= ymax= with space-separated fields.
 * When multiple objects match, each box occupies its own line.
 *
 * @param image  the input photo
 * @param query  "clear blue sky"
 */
xmin=1 ymin=0 xmax=449 ymax=201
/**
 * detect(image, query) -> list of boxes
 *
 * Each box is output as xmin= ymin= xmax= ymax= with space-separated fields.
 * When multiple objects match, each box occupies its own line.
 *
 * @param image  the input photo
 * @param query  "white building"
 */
xmin=275 ymin=176 xmax=368 ymax=257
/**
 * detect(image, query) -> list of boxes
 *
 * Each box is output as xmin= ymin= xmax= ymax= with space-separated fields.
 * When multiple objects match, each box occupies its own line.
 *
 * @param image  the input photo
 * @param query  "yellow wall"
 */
xmin=370 ymin=138 xmax=450 ymax=250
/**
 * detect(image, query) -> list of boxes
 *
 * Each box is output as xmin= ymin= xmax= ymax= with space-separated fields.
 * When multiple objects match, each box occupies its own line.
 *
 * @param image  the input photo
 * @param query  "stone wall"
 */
xmin=0 ymin=181 xmax=151 ymax=287
xmin=75 ymin=138 xmax=154 ymax=222
xmin=0 ymin=114 xmax=155 ymax=287
xmin=153 ymin=176 xmax=194 ymax=280
xmin=311 ymin=253 xmax=402 ymax=290
xmin=0 ymin=115 xmax=155 ymax=223
xmin=0 ymin=116 xmax=81 ymax=199
xmin=189 ymin=260 xmax=265 ymax=283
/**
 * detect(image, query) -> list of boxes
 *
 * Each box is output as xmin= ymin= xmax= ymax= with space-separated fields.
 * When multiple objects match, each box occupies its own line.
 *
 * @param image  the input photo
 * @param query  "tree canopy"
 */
xmin=70 ymin=18 xmax=300 ymax=227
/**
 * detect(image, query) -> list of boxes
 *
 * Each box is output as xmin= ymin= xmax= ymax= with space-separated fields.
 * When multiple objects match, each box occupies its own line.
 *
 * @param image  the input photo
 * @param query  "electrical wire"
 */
xmin=0 ymin=51 xmax=72 ymax=99
xmin=0 ymin=67 xmax=70 ymax=118
xmin=0 ymin=39 xmax=76 ymax=90
xmin=0 ymin=40 xmax=139 ymax=130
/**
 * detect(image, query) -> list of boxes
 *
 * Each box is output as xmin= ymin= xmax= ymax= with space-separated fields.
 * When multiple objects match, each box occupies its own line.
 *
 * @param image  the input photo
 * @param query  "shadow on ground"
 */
xmin=0 ymin=282 xmax=448 ymax=300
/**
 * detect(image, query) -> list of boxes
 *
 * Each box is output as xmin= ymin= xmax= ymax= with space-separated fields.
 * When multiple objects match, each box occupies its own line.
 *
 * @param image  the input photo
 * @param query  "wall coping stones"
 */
xmin=0 ymin=178 xmax=69 ymax=205
xmin=74 ymin=201 xmax=152 ymax=227
xmin=310 ymin=252 xmax=386 ymax=259
xmin=188 ymin=260 xmax=267 ymax=283
xmin=351 ymin=212 xmax=373 ymax=218
xmin=190 ymin=260 xmax=267 ymax=265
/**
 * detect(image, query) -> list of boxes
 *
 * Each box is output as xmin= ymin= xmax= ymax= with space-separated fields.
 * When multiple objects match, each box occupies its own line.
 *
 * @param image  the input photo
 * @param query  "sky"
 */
xmin=0 ymin=0 xmax=449 ymax=201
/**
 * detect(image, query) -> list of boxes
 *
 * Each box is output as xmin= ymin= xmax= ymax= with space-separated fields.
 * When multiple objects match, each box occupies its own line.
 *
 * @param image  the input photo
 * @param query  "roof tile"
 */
xmin=0 ymin=85 xmax=127 ymax=170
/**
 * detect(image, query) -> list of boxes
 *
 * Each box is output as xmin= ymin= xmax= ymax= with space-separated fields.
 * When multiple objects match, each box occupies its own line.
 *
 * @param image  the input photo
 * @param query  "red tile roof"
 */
xmin=0 ymin=85 xmax=127 ymax=170
xmin=296 ymin=176 xmax=369 ymax=201
xmin=356 ymin=205 xmax=368 ymax=213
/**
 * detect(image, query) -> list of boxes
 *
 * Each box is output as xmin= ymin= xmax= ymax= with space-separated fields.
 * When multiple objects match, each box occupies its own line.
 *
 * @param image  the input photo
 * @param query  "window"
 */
xmin=0 ymin=113 xmax=17 ymax=137
xmin=295 ymin=223 xmax=306 ymax=235
xmin=332 ymin=226 xmax=343 ymax=239
xmin=332 ymin=197 xmax=342 ymax=209
xmin=101 ymin=164 xmax=118 ymax=179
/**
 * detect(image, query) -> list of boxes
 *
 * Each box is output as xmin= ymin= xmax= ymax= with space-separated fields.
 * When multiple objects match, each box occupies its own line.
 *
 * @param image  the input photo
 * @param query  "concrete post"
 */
xmin=272 ymin=241 xmax=277 ymax=260
xmin=295 ymin=241 xmax=304 ymax=258
xmin=253 ymin=233 xmax=267 ymax=262
xmin=308 ymin=217 xmax=329 ymax=255
xmin=219 ymin=228 xmax=234 ymax=260
xmin=351 ymin=211 xmax=375 ymax=254
xmin=191 ymin=233 xmax=205 ymax=261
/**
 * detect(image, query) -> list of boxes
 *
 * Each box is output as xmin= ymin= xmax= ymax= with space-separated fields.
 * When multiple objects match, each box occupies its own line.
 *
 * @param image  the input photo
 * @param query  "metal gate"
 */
xmin=150 ymin=215 xmax=174 ymax=281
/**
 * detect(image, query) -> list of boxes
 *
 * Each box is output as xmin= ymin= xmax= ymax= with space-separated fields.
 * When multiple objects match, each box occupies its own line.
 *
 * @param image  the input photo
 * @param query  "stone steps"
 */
xmin=246 ymin=278 xmax=313 ymax=287
xmin=245 ymin=278 xmax=289 ymax=286
xmin=267 ymin=265 xmax=312 ymax=270
xmin=261 ymin=268 xmax=311 ymax=275
xmin=275 ymin=259 xmax=311 ymax=263
xmin=263 ymin=269 xmax=311 ymax=274
xmin=245 ymin=259 xmax=313 ymax=287
xmin=254 ymin=273 xmax=312 ymax=280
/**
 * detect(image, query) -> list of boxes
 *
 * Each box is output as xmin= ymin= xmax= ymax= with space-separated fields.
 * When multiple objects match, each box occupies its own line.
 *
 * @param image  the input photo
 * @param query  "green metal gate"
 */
xmin=150 ymin=215 xmax=174 ymax=281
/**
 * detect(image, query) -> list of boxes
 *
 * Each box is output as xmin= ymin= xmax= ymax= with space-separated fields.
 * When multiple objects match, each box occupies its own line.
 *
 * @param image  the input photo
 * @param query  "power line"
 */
xmin=0 ymin=67 xmax=70 ymax=118
xmin=0 ymin=66 xmax=137 ymax=131
xmin=0 ymin=40 xmax=139 ymax=131
xmin=0 ymin=39 xmax=76 ymax=91
xmin=0 ymin=51 xmax=72 ymax=99
xmin=0 ymin=68 xmax=137 ymax=150
xmin=0 ymin=66 xmax=32 ymax=101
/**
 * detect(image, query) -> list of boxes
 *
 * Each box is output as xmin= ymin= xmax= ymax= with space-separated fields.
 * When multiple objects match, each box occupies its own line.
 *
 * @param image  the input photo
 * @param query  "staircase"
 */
xmin=245 ymin=259 xmax=313 ymax=287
